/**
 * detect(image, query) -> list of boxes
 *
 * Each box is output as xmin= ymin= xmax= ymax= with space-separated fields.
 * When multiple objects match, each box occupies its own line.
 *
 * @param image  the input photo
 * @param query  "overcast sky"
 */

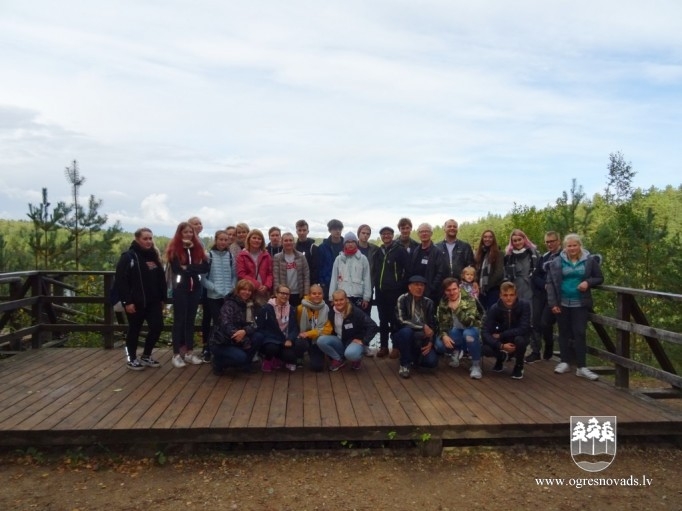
xmin=1 ymin=1 xmax=680 ymax=238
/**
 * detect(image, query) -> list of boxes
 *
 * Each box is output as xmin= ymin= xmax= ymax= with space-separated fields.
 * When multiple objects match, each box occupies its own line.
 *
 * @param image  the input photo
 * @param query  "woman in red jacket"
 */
xmin=236 ymin=228 xmax=273 ymax=305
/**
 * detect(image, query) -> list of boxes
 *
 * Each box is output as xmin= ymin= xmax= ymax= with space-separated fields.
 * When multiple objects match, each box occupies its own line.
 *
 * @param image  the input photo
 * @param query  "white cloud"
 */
xmin=0 ymin=0 xmax=680 ymax=239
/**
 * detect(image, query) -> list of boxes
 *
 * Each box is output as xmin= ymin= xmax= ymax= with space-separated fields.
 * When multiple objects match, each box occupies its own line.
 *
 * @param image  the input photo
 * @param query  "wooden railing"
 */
xmin=1 ymin=271 xmax=681 ymax=393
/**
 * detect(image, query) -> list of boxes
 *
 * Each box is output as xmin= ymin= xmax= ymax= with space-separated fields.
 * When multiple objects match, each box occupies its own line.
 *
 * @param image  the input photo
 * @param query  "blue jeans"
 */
xmin=434 ymin=327 xmax=481 ymax=361
xmin=211 ymin=332 xmax=263 ymax=372
xmin=316 ymin=335 xmax=365 ymax=362
xmin=392 ymin=327 xmax=439 ymax=368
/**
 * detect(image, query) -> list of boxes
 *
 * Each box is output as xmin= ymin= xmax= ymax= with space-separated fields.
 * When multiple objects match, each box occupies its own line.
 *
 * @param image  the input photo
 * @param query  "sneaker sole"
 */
xmin=126 ymin=365 xmax=145 ymax=371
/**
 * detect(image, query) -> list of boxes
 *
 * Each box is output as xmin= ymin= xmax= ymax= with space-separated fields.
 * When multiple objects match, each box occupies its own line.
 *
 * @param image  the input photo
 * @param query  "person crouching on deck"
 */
xmin=393 ymin=275 xmax=439 ymax=379
xmin=316 ymin=290 xmax=378 ymax=371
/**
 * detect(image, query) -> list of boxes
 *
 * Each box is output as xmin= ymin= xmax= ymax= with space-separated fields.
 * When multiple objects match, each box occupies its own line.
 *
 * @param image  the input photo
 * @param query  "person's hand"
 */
xmin=423 ymin=325 xmax=434 ymax=339
xmin=501 ymin=342 xmax=516 ymax=354
xmin=551 ymin=306 xmax=561 ymax=314
xmin=442 ymin=335 xmax=454 ymax=350
xmin=421 ymin=341 xmax=433 ymax=356
xmin=258 ymin=285 xmax=268 ymax=293
xmin=352 ymin=338 xmax=364 ymax=345
xmin=231 ymin=329 xmax=246 ymax=343
xmin=299 ymin=331 xmax=310 ymax=339
xmin=577 ymin=281 xmax=589 ymax=292
xmin=284 ymin=340 xmax=293 ymax=348
xmin=361 ymin=300 xmax=369 ymax=309
xmin=124 ymin=303 xmax=136 ymax=314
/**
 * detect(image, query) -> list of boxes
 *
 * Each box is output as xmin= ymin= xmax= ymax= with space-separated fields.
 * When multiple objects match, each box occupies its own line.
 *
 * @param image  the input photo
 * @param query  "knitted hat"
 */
xmin=343 ymin=232 xmax=358 ymax=244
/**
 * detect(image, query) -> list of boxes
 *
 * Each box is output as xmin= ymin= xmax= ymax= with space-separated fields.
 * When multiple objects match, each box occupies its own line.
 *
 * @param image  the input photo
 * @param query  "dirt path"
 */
xmin=1 ymin=443 xmax=680 ymax=510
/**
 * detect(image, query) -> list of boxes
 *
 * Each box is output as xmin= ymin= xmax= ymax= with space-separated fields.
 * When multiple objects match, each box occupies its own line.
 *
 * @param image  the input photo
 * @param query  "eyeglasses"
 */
xmin=278 ymin=291 xmax=291 ymax=296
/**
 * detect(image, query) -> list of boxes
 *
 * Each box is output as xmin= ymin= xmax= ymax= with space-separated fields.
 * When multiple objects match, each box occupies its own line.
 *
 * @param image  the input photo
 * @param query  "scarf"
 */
xmin=268 ymin=297 xmax=290 ymax=334
xmin=298 ymin=296 xmax=328 ymax=332
xmin=344 ymin=245 xmax=358 ymax=256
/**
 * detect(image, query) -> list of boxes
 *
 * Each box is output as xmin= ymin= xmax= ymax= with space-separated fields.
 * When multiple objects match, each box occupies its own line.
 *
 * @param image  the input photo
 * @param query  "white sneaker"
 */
xmin=470 ymin=365 xmax=482 ymax=380
xmin=576 ymin=367 xmax=599 ymax=381
xmin=554 ymin=362 xmax=570 ymax=374
xmin=448 ymin=350 xmax=461 ymax=368
xmin=285 ymin=363 xmax=296 ymax=372
xmin=184 ymin=352 xmax=203 ymax=365
xmin=172 ymin=354 xmax=186 ymax=368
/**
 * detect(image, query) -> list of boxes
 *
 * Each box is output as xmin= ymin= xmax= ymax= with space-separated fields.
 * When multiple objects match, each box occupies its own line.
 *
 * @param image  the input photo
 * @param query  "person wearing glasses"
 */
xmin=526 ymin=231 xmax=562 ymax=363
xmin=257 ymin=285 xmax=307 ymax=372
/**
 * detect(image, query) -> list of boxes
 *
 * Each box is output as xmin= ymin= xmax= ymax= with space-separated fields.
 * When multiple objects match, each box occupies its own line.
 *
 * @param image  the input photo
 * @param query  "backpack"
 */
xmin=110 ymin=250 xmax=137 ymax=312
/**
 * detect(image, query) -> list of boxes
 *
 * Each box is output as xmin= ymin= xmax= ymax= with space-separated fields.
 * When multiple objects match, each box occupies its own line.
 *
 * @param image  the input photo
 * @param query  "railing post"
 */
xmin=103 ymin=273 xmax=115 ymax=349
xmin=614 ymin=291 xmax=631 ymax=389
xmin=30 ymin=275 xmax=44 ymax=349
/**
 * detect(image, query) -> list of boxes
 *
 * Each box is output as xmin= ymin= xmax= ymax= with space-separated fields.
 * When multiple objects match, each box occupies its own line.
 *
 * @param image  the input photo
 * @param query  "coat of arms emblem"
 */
xmin=570 ymin=416 xmax=617 ymax=472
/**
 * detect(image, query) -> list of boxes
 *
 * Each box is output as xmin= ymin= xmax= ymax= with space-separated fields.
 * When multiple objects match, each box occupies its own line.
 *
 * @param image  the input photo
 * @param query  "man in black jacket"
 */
xmin=482 ymin=282 xmax=531 ymax=380
xmin=526 ymin=231 xmax=562 ymax=363
xmin=436 ymin=218 xmax=475 ymax=279
xmin=407 ymin=223 xmax=448 ymax=303
xmin=393 ymin=275 xmax=438 ymax=379
xmin=372 ymin=226 xmax=408 ymax=358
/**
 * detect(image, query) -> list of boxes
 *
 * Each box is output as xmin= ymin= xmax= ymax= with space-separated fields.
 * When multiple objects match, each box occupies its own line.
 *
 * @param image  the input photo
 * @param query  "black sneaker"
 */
xmin=511 ymin=365 xmax=524 ymax=379
xmin=139 ymin=356 xmax=160 ymax=368
xmin=492 ymin=352 xmax=507 ymax=372
xmin=126 ymin=358 xmax=145 ymax=371
xmin=524 ymin=352 xmax=541 ymax=364
xmin=202 ymin=350 xmax=212 ymax=363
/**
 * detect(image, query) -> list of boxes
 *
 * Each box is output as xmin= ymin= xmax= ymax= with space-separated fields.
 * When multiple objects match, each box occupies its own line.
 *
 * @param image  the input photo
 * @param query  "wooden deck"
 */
xmin=0 ymin=348 xmax=679 ymax=450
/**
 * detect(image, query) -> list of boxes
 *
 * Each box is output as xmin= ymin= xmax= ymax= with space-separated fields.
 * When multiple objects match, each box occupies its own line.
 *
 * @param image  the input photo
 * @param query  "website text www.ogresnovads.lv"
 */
xmin=535 ymin=475 xmax=652 ymax=489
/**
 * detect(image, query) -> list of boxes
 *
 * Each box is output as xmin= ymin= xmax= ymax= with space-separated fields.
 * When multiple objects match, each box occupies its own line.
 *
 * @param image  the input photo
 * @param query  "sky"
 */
xmin=1 ymin=0 xmax=680 ymax=239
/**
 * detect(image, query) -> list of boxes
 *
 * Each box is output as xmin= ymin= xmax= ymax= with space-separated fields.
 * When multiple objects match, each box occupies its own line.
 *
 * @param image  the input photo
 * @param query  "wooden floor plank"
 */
xmin=284 ymin=370 xmax=304 ymax=428
xmin=267 ymin=372 xmax=290 ymax=428
xmin=374 ymin=358 xmax=431 ymax=426
xmin=0 ymin=348 xmax=678 ymax=448
xmin=302 ymin=372 xmax=322 ymax=428
xmin=351 ymin=360 xmax=394 ymax=426
xmin=0 ymin=350 xmax=113 ymax=429
xmin=329 ymin=368 xmax=358 ymax=427
xmin=316 ymin=372 xmax=340 ymax=427
xmin=362 ymin=358 xmax=412 ymax=425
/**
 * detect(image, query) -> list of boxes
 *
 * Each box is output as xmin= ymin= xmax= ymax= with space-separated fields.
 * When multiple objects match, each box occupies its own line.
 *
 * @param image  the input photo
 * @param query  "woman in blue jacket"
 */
xmin=546 ymin=234 xmax=604 ymax=381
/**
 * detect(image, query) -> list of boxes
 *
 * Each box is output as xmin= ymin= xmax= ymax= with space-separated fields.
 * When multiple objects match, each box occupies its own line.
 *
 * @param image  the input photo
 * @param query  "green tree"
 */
xmin=63 ymin=160 xmax=86 ymax=270
xmin=26 ymin=188 xmax=73 ymax=269
xmin=508 ymin=203 xmax=546 ymax=246
xmin=604 ymin=151 xmax=636 ymax=205
xmin=546 ymin=179 xmax=594 ymax=239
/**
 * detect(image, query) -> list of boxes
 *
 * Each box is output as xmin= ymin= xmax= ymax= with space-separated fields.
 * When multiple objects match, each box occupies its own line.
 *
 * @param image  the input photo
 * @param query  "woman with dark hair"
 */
xmin=165 ymin=221 xmax=210 ymax=368
xmin=503 ymin=228 xmax=539 ymax=304
xmin=474 ymin=230 xmax=505 ymax=310
xmin=236 ymin=228 xmax=273 ymax=305
xmin=211 ymin=279 xmax=263 ymax=375
xmin=547 ymin=233 xmax=604 ymax=381
xmin=115 ymin=228 xmax=167 ymax=370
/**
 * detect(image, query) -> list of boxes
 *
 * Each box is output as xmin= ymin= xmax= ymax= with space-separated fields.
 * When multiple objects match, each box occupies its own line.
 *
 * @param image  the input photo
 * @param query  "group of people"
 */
xmin=114 ymin=216 xmax=603 ymax=383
